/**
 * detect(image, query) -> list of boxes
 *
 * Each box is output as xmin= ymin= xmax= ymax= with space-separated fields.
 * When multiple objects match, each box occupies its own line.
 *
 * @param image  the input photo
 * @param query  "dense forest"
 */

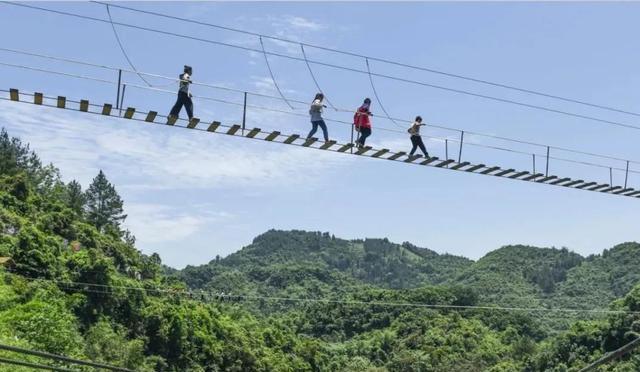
xmin=0 ymin=127 xmax=638 ymax=371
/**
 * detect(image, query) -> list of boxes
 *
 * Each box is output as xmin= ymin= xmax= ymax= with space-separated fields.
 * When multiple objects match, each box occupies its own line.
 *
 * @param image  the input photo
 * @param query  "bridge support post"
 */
xmin=350 ymin=124 xmax=354 ymax=154
xmin=458 ymin=131 xmax=464 ymax=163
xmin=242 ymin=91 xmax=247 ymax=136
xmin=625 ymin=161 xmax=629 ymax=188
xmin=610 ymin=167 xmax=613 ymax=186
xmin=445 ymin=139 xmax=449 ymax=159
xmin=116 ymin=69 xmax=122 ymax=110
xmin=119 ymin=84 xmax=126 ymax=117
xmin=545 ymin=146 xmax=550 ymax=177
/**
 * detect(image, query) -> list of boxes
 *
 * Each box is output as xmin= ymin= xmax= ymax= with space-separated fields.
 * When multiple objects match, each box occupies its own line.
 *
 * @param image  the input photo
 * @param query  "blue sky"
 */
xmin=1 ymin=2 xmax=639 ymax=268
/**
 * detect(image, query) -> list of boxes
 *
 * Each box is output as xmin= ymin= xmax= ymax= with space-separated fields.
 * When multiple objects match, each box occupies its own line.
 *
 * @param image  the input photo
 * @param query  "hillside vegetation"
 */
xmin=0 ymin=127 xmax=639 ymax=371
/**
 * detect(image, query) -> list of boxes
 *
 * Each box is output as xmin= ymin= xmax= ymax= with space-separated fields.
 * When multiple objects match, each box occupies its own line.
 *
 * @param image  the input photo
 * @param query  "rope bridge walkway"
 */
xmin=3 ymin=88 xmax=640 ymax=200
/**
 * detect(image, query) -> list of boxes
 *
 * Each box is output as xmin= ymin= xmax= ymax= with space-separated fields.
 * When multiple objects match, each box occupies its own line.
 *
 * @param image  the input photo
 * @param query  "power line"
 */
xmin=2 ymin=47 xmax=639 ymax=167
xmin=578 ymin=336 xmax=640 ymax=372
xmin=9 ymin=270 xmax=640 ymax=317
xmin=0 ymin=356 xmax=78 ymax=372
xmin=5 ymin=1 xmax=640 ymax=132
xmin=0 ymin=343 xmax=135 ymax=372
xmin=90 ymin=1 xmax=640 ymax=119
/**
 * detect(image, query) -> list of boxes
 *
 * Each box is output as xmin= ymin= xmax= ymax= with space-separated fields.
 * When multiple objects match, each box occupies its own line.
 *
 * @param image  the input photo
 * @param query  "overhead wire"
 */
xmin=0 ymin=357 xmax=77 ymax=372
xmin=259 ymin=36 xmax=294 ymax=109
xmin=2 ymin=46 xmax=639 ymax=166
xmin=5 ymin=1 xmax=640 ymax=131
xmin=0 ymin=342 xmax=135 ymax=372
xmin=90 ymin=1 xmax=640 ymax=119
xmin=10 ymin=272 xmax=640 ymax=317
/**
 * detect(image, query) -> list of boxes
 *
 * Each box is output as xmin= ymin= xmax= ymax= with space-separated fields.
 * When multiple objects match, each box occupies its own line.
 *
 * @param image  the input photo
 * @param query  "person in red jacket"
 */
xmin=354 ymin=98 xmax=372 ymax=148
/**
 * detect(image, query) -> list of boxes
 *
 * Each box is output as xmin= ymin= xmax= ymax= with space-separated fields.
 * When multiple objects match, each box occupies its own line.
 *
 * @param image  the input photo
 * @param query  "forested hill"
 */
xmin=179 ymin=230 xmax=472 ymax=291
xmin=179 ymin=229 xmax=640 ymax=311
xmin=1 ymin=126 xmax=640 ymax=371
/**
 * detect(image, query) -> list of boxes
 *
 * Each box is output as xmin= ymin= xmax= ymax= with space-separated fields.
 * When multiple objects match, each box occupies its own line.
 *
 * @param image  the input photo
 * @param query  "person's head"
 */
xmin=364 ymin=98 xmax=371 ymax=105
xmin=184 ymin=65 xmax=193 ymax=75
xmin=415 ymin=116 xmax=423 ymax=123
xmin=314 ymin=93 xmax=324 ymax=102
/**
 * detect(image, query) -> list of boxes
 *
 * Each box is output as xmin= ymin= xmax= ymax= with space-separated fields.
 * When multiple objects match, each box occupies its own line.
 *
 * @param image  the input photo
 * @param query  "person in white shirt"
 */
xmin=168 ymin=65 xmax=194 ymax=120
xmin=307 ymin=93 xmax=329 ymax=142
xmin=408 ymin=116 xmax=429 ymax=157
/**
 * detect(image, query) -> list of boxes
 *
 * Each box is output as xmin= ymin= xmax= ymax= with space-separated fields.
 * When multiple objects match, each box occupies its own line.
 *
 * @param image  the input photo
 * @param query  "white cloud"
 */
xmin=0 ymin=100 xmax=352 ymax=192
xmin=228 ymin=14 xmax=329 ymax=56
xmin=284 ymin=16 xmax=326 ymax=32
xmin=123 ymin=203 xmax=230 ymax=243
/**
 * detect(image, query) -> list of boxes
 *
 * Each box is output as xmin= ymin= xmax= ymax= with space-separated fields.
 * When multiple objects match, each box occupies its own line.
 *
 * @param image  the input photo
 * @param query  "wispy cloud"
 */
xmin=0 ymin=101 xmax=352 ymax=192
xmin=228 ymin=14 xmax=329 ymax=57
xmin=283 ymin=16 xmax=326 ymax=32
xmin=124 ymin=203 xmax=231 ymax=243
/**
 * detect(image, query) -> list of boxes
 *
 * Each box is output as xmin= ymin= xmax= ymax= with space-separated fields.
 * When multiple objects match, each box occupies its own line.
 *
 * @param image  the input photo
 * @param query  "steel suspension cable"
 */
xmin=5 ymin=2 xmax=640 ymax=132
xmin=104 ymin=4 xmax=154 ymax=87
xmin=365 ymin=57 xmax=403 ymax=128
xmin=300 ymin=44 xmax=337 ymax=111
xmin=259 ymin=36 xmax=294 ymax=109
xmin=90 ymin=1 xmax=640 ymax=119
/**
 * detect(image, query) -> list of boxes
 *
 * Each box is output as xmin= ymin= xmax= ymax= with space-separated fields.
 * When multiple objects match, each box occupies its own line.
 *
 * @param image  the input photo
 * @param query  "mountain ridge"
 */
xmin=178 ymin=229 xmax=640 ymax=313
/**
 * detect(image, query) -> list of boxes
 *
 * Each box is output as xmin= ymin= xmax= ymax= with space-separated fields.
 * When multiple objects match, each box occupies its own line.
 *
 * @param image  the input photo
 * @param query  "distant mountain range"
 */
xmin=178 ymin=229 xmax=640 ymax=312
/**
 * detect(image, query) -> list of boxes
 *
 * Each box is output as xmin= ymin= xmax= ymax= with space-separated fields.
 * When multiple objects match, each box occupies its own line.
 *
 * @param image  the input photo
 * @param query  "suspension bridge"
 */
xmin=0 ymin=1 xmax=639 ymax=201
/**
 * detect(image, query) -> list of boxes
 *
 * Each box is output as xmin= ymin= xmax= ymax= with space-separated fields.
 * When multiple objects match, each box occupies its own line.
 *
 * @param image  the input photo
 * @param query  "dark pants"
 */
xmin=169 ymin=91 xmax=194 ymax=119
xmin=356 ymin=127 xmax=371 ymax=146
xmin=308 ymin=120 xmax=329 ymax=141
xmin=410 ymin=136 xmax=429 ymax=157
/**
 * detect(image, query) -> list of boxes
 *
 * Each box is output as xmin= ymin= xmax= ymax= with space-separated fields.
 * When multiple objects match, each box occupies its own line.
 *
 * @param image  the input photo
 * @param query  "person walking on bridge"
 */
xmin=307 ymin=93 xmax=329 ymax=142
xmin=354 ymin=98 xmax=372 ymax=148
xmin=408 ymin=116 xmax=429 ymax=158
xmin=168 ymin=65 xmax=194 ymax=121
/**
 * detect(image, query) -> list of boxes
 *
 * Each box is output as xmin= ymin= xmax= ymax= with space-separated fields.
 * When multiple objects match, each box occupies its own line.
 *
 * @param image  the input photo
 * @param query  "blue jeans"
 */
xmin=308 ymin=120 xmax=329 ymax=141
